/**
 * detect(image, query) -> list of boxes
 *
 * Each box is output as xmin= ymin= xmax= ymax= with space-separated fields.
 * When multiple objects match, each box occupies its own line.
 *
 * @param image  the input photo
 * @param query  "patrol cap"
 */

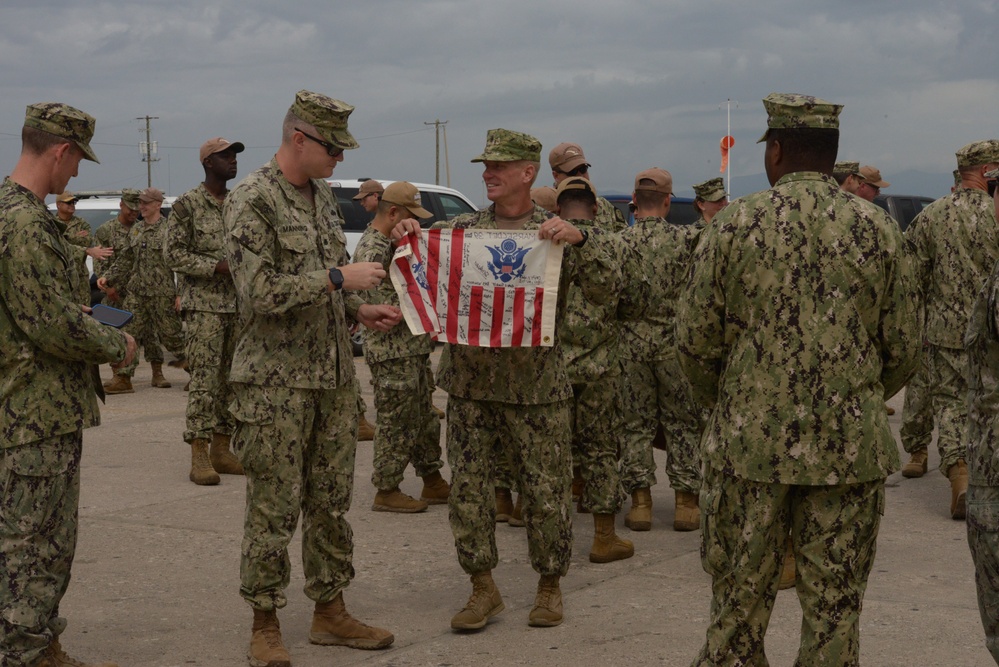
xmin=139 ymin=187 xmax=165 ymax=203
xmin=56 ymin=191 xmax=78 ymax=204
xmin=121 ymin=188 xmax=141 ymax=211
xmin=692 ymin=177 xmax=726 ymax=202
xmin=199 ymin=137 xmax=245 ymax=162
xmin=956 ymin=140 xmax=999 ymax=168
xmin=555 ymin=176 xmax=597 ymax=200
xmin=833 ymin=161 xmax=860 ymax=176
xmin=757 ymin=93 xmax=843 ymax=143
xmin=290 ymin=90 xmax=359 ymax=150
xmin=986 ymin=168 xmax=999 ymax=179
xmin=352 ymin=179 xmax=384 ymax=200
xmin=24 ymin=102 xmax=99 ymax=163
xmin=380 ymin=181 xmax=432 ymax=219
xmin=859 ymin=165 xmax=890 ymax=188
xmin=549 ymin=142 xmax=589 ymax=172
xmin=634 ymin=168 xmax=673 ymax=195
xmin=471 ymin=128 xmax=542 ymax=163
xmin=531 ymin=186 xmax=557 ymax=213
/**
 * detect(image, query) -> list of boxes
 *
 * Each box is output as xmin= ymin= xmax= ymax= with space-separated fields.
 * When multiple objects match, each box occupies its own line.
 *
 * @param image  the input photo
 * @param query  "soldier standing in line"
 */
xmin=691 ymin=177 xmax=729 ymax=229
xmin=224 ymin=90 xmax=400 ymax=665
xmin=678 ymin=93 xmax=919 ymax=665
xmin=164 ymin=137 xmax=245 ymax=486
xmin=905 ymin=139 xmax=999 ymax=519
xmin=54 ymin=191 xmax=112 ymax=306
xmin=1 ymin=101 xmax=136 ymax=667
xmin=99 ymin=187 xmax=187 ymax=390
xmin=353 ymin=181 xmax=450 ymax=514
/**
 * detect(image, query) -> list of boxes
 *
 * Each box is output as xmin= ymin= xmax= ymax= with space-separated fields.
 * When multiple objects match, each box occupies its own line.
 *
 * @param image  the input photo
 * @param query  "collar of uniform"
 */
xmin=773 ymin=171 xmax=837 ymax=188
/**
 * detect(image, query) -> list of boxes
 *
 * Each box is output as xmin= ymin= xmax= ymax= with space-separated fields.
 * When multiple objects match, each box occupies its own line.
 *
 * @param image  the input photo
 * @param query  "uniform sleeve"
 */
xmin=164 ymin=196 xmax=219 ymax=278
xmin=103 ymin=233 xmax=133 ymax=289
xmin=615 ymin=230 xmax=646 ymax=321
xmin=566 ymin=228 xmax=618 ymax=306
xmin=879 ymin=230 xmax=921 ymax=398
xmin=903 ymin=211 xmax=931 ymax=295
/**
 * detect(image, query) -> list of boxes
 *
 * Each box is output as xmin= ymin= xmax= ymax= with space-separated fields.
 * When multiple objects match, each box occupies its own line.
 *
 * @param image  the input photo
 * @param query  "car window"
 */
xmin=667 ymin=200 xmax=698 ymax=226
xmin=438 ymin=193 xmax=475 ymax=220
xmin=332 ymin=187 xmax=372 ymax=232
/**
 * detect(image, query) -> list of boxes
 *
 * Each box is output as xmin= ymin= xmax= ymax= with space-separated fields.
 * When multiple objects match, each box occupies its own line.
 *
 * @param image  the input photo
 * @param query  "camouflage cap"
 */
xmin=56 ymin=191 xmax=78 ymax=204
xmin=549 ymin=142 xmax=589 ymax=172
xmin=290 ymin=90 xmax=359 ymax=150
xmin=956 ymin=140 xmax=999 ymax=168
xmin=692 ymin=177 xmax=726 ymax=202
xmin=757 ymin=93 xmax=843 ymax=143
xmin=530 ymin=186 xmax=557 ymax=213
xmin=121 ymin=188 xmax=141 ymax=210
xmin=381 ymin=181 xmax=432 ymax=219
xmin=352 ymin=179 xmax=384 ymax=200
xmin=833 ymin=161 xmax=861 ymax=176
xmin=555 ymin=175 xmax=597 ymax=199
xmin=24 ymin=102 xmax=99 ymax=163
xmin=471 ymin=128 xmax=542 ymax=163
xmin=954 ymin=169 xmax=962 ymax=187
xmin=986 ymin=168 xmax=999 ymax=179
xmin=634 ymin=168 xmax=673 ymax=195
xmin=139 ymin=187 xmax=165 ymax=203
xmin=859 ymin=165 xmax=890 ymax=188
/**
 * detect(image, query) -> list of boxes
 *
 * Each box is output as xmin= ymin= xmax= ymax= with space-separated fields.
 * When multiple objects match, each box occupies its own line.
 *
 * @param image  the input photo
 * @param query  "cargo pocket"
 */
xmin=699 ymin=474 xmax=728 ymax=578
xmin=229 ymin=386 xmax=277 ymax=473
xmin=0 ymin=442 xmax=77 ymax=538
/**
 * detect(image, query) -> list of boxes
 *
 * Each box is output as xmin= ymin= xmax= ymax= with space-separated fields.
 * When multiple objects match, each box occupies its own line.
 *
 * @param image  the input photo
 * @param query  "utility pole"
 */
xmin=137 ymin=115 xmax=160 ymax=188
xmin=424 ymin=119 xmax=448 ymax=185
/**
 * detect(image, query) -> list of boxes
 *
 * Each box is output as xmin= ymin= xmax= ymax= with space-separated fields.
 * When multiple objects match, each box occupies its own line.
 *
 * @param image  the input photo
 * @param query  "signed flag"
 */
xmin=390 ymin=228 xmax=563 ymax=347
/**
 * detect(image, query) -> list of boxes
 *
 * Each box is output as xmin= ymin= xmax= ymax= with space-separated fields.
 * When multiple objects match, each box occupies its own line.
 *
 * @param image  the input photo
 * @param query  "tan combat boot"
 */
xmin=210 ymin=432 xmax=244 ymax=475
xmin=950 ymin=460 xmax=969 ymax=520
xmin=451 ymin=571 xmax=504 ymax=630
xmin=902 ymin=449 xmax=929 ymax=478
xmin=36 ymin=637 xmax=118 ymax=667
xmin=508 ymin=494 xmax=525 ymax=527
xmin=673 ymin=490 xmax=700 ymax=531
xmin=624 ymin=487 xmax=652 ymax=531
xmin=590 ymin=513 xmax=635 ymax=563
xmin=357 ymin=415 xmax=375 ymax=441
xmin=249 ymin=609 xmax=290 ymax=667
xmin=103 ymin=374 xmax=133 ymax=395
xmin=495 ymin=487 xmax=514 ymax=522
xmin=150 ymin=362 xmax=171 ymax=388
xmin=372 ymin=487 xmax=428 ymax=513
xmin=528 ymin=575 xmax=563 ymax=627
xmin=420 ymin=471 xmax=450 ymax=504
xmin=310 ymin=592 xmax=394 ymax=649
xmin=777 ymin=536 xmax=796 ymax=591
xmin=189 ymin=439 xmax=220 ymax=486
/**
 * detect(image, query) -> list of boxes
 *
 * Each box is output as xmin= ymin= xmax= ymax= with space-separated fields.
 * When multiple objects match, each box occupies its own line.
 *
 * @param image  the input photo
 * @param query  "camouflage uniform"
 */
xmin=906 ymin=186 xmax=999 ymax=474
xmin=164 ymin=184 xmax=237 ymax=442
xmin=1 ymin=178 xmax=127 ymax=664
xmin=225 ymin=157 xmax=365 ymax=610
xmin=61 ymin=214 xmax=93 ymax=306
xmin=93 ymin=214 xmax=140 ymax=377
xmin=434 ymin=204 xmax=616 ymax=576
xmin=899 ymin=344 xmax=933 ymax=455
xmin=617 ymin=216 xmax=704 ymax=496
xmin=678 ymin=170 xmax=920 ymax=666
xmin=353 ymin=226 xmax=442 ymax=490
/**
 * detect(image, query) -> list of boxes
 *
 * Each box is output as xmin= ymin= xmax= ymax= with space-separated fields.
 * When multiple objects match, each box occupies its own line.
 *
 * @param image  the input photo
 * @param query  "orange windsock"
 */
xmin=720 ymin=135 xmax=735 ymax=173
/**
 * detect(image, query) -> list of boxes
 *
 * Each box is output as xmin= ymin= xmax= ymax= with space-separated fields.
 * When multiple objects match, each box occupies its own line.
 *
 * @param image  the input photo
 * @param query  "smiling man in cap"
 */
xmin=223 ymin=90 xmax=400 ymax=665
xmin=1 ymin=102 xmax=136 ymax=667
xmin=679 ymin=93 xmax=919 ymax=665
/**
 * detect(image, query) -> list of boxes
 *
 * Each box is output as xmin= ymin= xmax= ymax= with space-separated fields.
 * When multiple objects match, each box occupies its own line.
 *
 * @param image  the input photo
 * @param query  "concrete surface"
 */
xmin=50 ymin=354 xmax=992 ymax=666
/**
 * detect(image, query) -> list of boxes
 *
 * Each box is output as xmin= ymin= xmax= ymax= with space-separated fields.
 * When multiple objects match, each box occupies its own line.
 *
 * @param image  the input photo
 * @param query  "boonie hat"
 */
xmin=121 ymin=188 xmax=141 ymax=211
xmin=380 ymin=181 xmax=432 ymax=219
xmin=692 ymin=177 xmax=726 ymax=202
xmin=352 ymin=179 xmax=384 ymax=200
xmin=549 ymin=142 xmax=589 ymax=173
xmin=56 ymin=191 xmax=78 ymax=204
xmin=859 ymin=165 xmax=890 ymax=188
xmin=531 ymin=186 xmax=557 ymax=213
xmin=24 ymin=102 xmax=99 ymax=163
xmin=139 ymin=187 xmax=165 ymax=203
xmin=199 ymin=137 xmax=245 ymax=162
xmin=956 ymin=140 xmax=999 ymax=169
xmin=290 ymin=90 xmax=359 ymax=150
xmin=634 ymin=168 xmax=673 ymax=195
xmin=833 ymin=161 xmax=861 ymax=176
xmin=471 ymin=128 xmax=541 ymax=163
xmin=757 ymin=93 xmax=842 ymax=143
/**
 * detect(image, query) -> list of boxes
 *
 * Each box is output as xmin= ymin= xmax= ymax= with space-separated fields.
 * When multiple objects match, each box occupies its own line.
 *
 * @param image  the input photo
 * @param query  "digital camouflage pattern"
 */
xmin=182 ymin=310 xmax=236 ymax=442
xmin=898 ymin=348 xmax=933 ymax=454
xmin=61 ymin=214 xmax=93 ymax=306
xmin=833 ymin=161 xmax=861 ymax=177
xmin=290 ymin=90 xmax=359 ymax=150
xmin=92 ymin=215 xmax=137 ymax=289
xmin=677 ymin=172 xmax=920 ymax=485
xmin=756 ymin=93 xmax=842 ymax=143
xmin=23 ymin=102 xmax=98 ymax=163
xmin=956 ymin=140 xmax=999 ymax=169
xmin=471 ymin=128 xmax=542 ymax=163
xmin=966 ymin=486 xmax=999 ymax=663
xmin=692 ymin=177 xmax=726 ymax=203
xmin=596 ymin=196 xmax=627 ymax=232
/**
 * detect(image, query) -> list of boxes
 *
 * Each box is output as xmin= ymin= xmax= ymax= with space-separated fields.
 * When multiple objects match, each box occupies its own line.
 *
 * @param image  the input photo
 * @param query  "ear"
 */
xmin=523 ymin=163 xmax=537 ymax=184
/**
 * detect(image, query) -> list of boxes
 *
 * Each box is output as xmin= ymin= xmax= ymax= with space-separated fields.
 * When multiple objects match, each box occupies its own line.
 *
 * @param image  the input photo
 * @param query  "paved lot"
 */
xmin=53 ymin=354 xmax=993 ymax=666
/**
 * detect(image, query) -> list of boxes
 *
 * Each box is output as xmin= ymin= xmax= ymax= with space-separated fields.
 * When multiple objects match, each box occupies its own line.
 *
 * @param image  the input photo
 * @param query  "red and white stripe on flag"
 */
xmin=390 ymin=228 xmax=563 ymax=347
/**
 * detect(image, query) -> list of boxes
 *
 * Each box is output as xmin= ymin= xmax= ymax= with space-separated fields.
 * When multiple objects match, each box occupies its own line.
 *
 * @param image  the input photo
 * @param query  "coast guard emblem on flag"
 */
xmin=390 ymin=228 xmax=562 ymax=347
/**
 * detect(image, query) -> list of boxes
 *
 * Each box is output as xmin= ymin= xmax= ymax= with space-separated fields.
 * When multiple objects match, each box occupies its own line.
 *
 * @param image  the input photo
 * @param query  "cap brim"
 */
xmin=229 ymin=141 xmax=245 ymax=154
xmin=756 ymin=130 xmax=769 ymax=144
xmin=410 ymin=205 xmax=433 ymax=219
xmin=555 ymin=157 xmax=588 ymax=172
xmin=322 ymin=128 xmax=359 ymax=150
xmin=78 ymin=142 xmax=99 ymax=163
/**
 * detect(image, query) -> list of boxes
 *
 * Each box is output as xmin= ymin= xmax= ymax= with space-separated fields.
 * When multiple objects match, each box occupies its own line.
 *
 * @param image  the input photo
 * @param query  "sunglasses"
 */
xmin=561 ymin=164 xmax=590 ymax=177
xmin=295 ymin=127 xmax=344 ymax=158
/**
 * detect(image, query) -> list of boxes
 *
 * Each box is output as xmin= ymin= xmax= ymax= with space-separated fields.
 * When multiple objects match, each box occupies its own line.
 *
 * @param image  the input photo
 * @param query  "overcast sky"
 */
xmin=1 ymin=0 xmax=996 ymax=206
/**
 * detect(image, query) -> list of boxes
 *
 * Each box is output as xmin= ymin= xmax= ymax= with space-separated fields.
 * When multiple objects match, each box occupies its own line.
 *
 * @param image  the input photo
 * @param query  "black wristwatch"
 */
xmin=573 ymin=229 xmax=589 ymax=247
xmin=328 ymin=267 xmax=344 ymax=291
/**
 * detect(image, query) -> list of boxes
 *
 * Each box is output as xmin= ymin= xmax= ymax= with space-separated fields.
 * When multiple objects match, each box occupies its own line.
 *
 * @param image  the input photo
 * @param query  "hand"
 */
xmin=86 ymin=246 xmax=113 ymax=261
xmin=112 ymin=332 xmax=138 ymax=370
xmin=214 ymin=259 xmax=230 ymax=275
xmin=96 ymin=276 xmax=108 ymax=290
xmin=337 ymin=263 xmax=387 ymax=291
xmin=357 ymin=304 xmax=402 ymax=332
xmin=390 ymin=218 xmax=424 ymax=243
xmin=538 ymin=216 xmax=584 ymax=245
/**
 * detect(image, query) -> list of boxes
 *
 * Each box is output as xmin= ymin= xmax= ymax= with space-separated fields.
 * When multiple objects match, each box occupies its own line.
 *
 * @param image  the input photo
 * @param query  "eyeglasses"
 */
xmin=862 ymin=182 xmax=881 ymax=195
xmin=295 ymin=127 xmax=344 ymax=158
xmin=561 ymin=164 xmax=590 ymax=177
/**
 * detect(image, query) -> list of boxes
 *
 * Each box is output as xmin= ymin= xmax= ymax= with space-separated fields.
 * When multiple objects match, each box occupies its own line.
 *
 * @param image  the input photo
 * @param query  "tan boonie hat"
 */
xmin=24 ymin=102 xmax=99 ymax=163
xmin=531 ymin=186 xmax=557 ymax=213
xmin=139 ymin=187 xmax=165 ymax=203
xmin=380 ymin=181 xmax=432 ymax=219
xmin=549 ymin=142 xmax=589 ymax=172
xmin=956 ymin=140 xmax=999 ymax=169
xmin=555 ymin=176 xmax=597 ymax=199
xmin=352 ymin=179 xmax=384 ymax=200
xmin=471 ymin=128 xmax=542 ymax=163
xmin=634 ymin=168 xmax=673 ymax=195
xmin=859 ymin=165 xmax=890 ymax=188
xmin=121 ymin=188 xmax=141 ymax=210
xmin=692 ymin=177 xmax=726 ymax=202
xmin=757 ymin=93 xmax=843 ymax=143
xmin=56 ymin=191 xmax=78 ymax=203
xmin=290 ymin=90 xmax=359 ymax=150
xmin=199 ymin=137 xmax=245 ymax=162
xmin=833 ymin=161 xmax=861 ymax=176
